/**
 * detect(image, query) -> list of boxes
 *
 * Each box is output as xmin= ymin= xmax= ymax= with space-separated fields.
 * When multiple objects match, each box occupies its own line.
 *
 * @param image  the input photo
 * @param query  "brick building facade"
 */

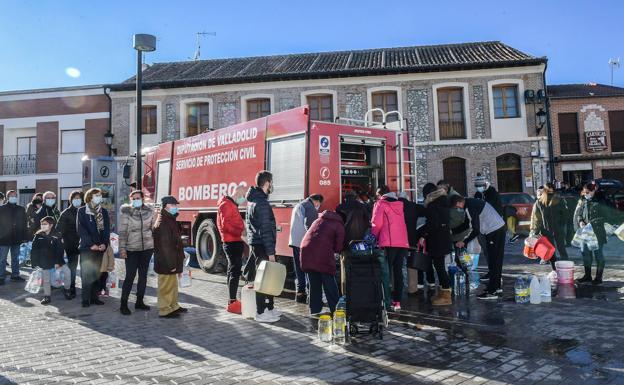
xmin=548 ymin=83 xmax=624 ymax=187
xmin=0 ymin=86 xmax=110 ymax=207
xmin=109 ymin=41 xmax=550 ymax=197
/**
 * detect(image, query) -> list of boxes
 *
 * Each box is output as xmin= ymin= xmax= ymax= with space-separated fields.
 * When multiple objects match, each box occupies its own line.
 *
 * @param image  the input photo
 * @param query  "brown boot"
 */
xmin=432 ymin=288 xmax=452 ymax=306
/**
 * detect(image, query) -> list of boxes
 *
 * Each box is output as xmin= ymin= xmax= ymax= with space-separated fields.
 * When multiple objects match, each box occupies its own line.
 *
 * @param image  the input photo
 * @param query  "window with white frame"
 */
xmin=61 ymin=129 xmax=85 ymax=154
xmin=371 ymin=91 xmax=399 ymax=122
xmin=307 ymin=94 xmax=334 ymax=122
xmin=186 ymin=102 xmax=210 ymax=136
xmin=437 ymin=87 xmax=466 ymax=140
xmin=17 ymin=136 xmax=36 ymax=159
xmin=492 ymin=84 xmax=519 ymax=118
xmin=246 ymin=98 xmax=271 ymax=121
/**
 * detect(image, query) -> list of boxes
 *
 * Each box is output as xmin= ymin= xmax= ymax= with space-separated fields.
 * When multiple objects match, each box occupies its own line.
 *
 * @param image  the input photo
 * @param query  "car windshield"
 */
xmin=501 ymin=193 xmax=534 ymax=205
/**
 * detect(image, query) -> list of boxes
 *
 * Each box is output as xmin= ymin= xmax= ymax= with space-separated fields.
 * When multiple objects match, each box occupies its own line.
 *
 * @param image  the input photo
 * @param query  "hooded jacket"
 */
xmin=415 ymin=189 xmax=452 ymax=256
xmin=398 ymin=197 xmax=424 ymax=247
xmin=289 ymin=198 xmax=318 ymax=248
xmin=245 ymin=187 xmax=276 ymax=255
xmin=530 ymin=193 xmax=567 ymax=242
xmin=153 ymin=209 xmax=185 ymax=274
xmin=118 ymin=203 xmax=156 ymax=252
xmin=371 ymin=193 xmax=409 ymax=249
xmin=336 ymin=196 xmax=371 ymax=247
xmin=217 ymin=196 xmax=245 ymax=243
xmin=300 ymin=211 xmax=345 ymax=275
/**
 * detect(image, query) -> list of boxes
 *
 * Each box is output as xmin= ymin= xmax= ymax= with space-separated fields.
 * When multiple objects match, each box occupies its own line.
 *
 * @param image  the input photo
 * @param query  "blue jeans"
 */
xmin=0 ymin=245 xmax=21 ymax=280
xmin=291 ymin=246 xmax=308 ymax=294
xmin=308 ymin=271 xmax=339 ymax=314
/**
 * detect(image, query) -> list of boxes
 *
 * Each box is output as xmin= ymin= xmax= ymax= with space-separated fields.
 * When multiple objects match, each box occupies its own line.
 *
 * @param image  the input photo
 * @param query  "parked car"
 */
xmin=500 ymin=192 xmax=535 ymax=234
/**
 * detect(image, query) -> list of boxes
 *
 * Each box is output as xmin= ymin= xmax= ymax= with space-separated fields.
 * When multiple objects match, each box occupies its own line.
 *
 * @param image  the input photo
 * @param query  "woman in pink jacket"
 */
xmin=371 ymin=186 xmax=409 ymax=311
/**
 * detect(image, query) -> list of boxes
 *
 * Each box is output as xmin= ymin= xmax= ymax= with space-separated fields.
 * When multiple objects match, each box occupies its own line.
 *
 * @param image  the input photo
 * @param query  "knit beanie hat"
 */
xmin=474 ymin=173 xmax=488 ymax=187
xmin=422 ymin=183 xmax=438 ymax=199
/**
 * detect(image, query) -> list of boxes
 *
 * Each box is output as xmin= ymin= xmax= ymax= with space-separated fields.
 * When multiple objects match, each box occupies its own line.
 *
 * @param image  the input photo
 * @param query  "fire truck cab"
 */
xmin=142 ymin=106 xmax=414 ymax=272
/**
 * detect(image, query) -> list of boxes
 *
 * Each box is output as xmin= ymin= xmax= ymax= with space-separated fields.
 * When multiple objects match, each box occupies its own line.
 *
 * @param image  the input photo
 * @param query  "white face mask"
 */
xmin=40 ymin=224 xmax=50 ymax=232
xmin=476 ymin=186 xmax=485 ymax=193
xmin=92 ymin=195 xmax=103 ymax=205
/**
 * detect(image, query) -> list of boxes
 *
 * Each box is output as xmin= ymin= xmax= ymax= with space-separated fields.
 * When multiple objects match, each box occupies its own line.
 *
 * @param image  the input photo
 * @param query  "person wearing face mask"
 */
xmin=530 ymin=183 xmax=569 ymax=270
xmin=153 ymin=195 xmax=187 ymax=318
xmin=288 ymin=194 xmax=324 ymax=304
xmin=574 ymin=183 xmax=612 ymax=284
xmin=76 ymin=188 xmax=110 ymax=307
xmin=118 ymin=190 xmax=155 ymax=315
xmin=0 ymin=190 xmax=28 ymax=284
xmin=473 ymin=174 xmax=503 ymax=216
xmin=217 ymin=185 xmax=248 ymax=314
xmin=31 ymin=217 xmax=72 ymax=304
xmin=57 ymin=190 xmax=84 ymax=298
xmin=26 ymin=193 xmax=43 ymax=239
xmin=244 ymin=170 xmax=281 ymax=323
xmin=34 ymin=191 xmax=60 ymax=233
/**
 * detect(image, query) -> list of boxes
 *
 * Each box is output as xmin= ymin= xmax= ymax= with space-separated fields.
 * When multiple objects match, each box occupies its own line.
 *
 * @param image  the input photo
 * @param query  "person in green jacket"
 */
xmin=530 ymin=183 xmax=569 ymax=269
xmin=574 ymin=182 xmax=614 ymax=284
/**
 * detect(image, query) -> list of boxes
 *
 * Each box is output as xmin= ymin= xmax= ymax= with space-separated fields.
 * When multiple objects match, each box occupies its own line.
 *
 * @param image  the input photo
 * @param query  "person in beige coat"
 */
xmin=118 ymin=190 xmax=156 ymax=315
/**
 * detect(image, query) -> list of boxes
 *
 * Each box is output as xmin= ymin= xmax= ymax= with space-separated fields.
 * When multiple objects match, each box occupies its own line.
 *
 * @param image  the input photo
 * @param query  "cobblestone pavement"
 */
xmin=1 ymin=257 xmax=624 ymax=385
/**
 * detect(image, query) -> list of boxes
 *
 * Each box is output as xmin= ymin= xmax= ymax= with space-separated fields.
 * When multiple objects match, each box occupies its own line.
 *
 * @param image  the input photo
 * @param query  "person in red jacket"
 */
xmin=300 ymin=211 xmax=345 ymax=315
xmin=217 ymin=185 xmax=247 ymax=314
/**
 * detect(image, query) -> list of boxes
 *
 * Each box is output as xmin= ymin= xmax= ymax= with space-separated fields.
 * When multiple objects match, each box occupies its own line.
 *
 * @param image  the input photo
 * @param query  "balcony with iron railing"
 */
xmin=1 ymin=155 xmax=37 ymax=175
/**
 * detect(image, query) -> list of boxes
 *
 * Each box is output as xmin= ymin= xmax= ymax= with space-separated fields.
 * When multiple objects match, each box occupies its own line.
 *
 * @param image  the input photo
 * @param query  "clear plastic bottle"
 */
xmin=333 ymin=310 xmax=346 ymax=345
xmin=514 ymin=276 xmax=529 ymax=303
xmin=469 ymin=271 xmax=480 ymax=291
xmin=529 ymin=275 xmax=542 ymax=304
xmin=336 ymin=296 xmax=346 ymax=313
xmin=540 ymin=274 xmax=552 ymax=303
xmin=318 ymin=315 xmax=333 ymax=343
xmin=454 ymin=272 xmax=466 ymax=298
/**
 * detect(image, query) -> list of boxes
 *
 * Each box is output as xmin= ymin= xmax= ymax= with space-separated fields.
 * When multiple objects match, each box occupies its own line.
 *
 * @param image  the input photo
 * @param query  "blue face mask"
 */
xmin=45 ymin=198 xmax=56 ymax=207
xmin=167 ymin=207 xmax=179 ymax=215
xmin=7 ymin=197 xmax=17 ymax=204
xmin=132 ymin=199 xmax=143 ymax=208
xmin=235 ymin=196 xmax=246 ymax=205
xmin=71 ymin=199 xmax=82 ymax=208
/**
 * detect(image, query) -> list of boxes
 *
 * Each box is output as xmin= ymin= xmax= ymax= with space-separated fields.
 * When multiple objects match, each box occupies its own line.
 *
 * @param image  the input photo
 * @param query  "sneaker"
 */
xmin=266 ymin=308 xmax=282 ymax=318
xmin=392 ymin=301 xmax=401 ymax=311
xmin=416 ymin=284 xmax=424 ymax=290
xmin=173 ymin=307 xmax=188 ymax=314
xmin=495 ymin=289 xmax=503 ymax=295
xmin=509 ymin=234 xmax=520 ymax=243
xmin=226 ymin=300 xmax=242 ymax=314
xmin=40 ymin=296 xmax=51 ymax=305
xmin=477 ymin=292 xmax=500 ymax=300
xmin=428 ymin=283 xmax=436 ymax=289
xmin=159 ymin=312 xmax=181 ymax=319
xmin=255 ymin=312 xmax=280 ymax=323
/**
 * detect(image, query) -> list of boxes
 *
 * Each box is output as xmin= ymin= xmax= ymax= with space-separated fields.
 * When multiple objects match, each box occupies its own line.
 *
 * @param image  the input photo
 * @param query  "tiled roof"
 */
xmin=110 ymin=41 xmax=544 ymax=90
xmin=547 ymin=83 xmax=624 ymax=99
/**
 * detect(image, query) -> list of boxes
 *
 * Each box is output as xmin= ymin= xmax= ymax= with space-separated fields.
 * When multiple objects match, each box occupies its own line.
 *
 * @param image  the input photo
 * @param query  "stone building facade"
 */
xmin=548 ymin=83 xmax=624 ymax=187
xmin=109 ymin=41 xmax=549 ymax=197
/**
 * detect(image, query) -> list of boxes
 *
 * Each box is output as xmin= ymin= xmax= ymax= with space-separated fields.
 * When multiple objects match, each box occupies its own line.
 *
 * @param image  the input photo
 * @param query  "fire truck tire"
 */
xmin=195 ymin=219 xmax=225 ymax=273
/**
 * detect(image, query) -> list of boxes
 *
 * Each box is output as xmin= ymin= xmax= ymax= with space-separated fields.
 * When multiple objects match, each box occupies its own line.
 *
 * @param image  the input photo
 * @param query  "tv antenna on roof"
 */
xmin=193 ymin=32 xmax=216 ymax=61
xmin=609 ymin=58 xmax=620 ymax=85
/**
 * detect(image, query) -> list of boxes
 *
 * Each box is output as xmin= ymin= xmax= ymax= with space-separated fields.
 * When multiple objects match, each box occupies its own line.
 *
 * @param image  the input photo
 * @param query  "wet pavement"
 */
xmin=2 ymin=254 xmax=624 ymax=384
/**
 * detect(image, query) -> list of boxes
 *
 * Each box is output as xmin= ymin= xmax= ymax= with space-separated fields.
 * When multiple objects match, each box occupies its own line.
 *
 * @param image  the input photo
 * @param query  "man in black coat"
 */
xmin=0 ymin=190 xmax=28 ymax=284
xmin=57 ymin=190 xmax=84 ymax=298
xmin=245 ymin=170 xmax=280 ymax=323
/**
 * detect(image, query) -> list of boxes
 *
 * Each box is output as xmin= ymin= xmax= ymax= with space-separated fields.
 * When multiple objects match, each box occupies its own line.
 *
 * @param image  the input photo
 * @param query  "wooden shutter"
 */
xmin=558 ymin=113 xmax=580 ymax=154
xmin=442 ymin=157 xmax=467 ymax=196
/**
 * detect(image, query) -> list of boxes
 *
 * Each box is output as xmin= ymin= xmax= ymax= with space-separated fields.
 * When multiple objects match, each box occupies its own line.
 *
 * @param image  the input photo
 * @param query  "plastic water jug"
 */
xmin=253 ymin=260 xmax=286 ymax=296
xmin=241 ymin=284 xmax=256 ymax=319
xmin=539 ymin=274 xmax=551 ymax=303
xmin=333 ymin=311 xmax=346 ymax=345
xmin=106 ymin=272 xmax=120 ymax=296
xmin=529 ymin=275 xmax=542 ymax=304
xmin=179 ymin=267 xmax=192 ymax=288
xmin=453 ymin=272 xmax=466 ymax=298
xmin=554 ymin=261 xmax=575 ymax=285
xmin=318 ymin=315 xmax=333 ymax=343
xmin=514 ymin=276 xmax=529 ymax=303
xmin=615 ymin=223 xmax=624 ymax=241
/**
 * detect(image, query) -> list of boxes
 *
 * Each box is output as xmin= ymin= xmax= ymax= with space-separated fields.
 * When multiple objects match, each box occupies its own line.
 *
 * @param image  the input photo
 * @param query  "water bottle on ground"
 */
xmin=333 ymin=310 xmax=346 ymax=345
xmin=336 ymin=296 xmax=346 ymax=313
xmin=529 ymin=275 xmax=542 ymax=304
xmin=453 ymin=272 xmax=466 ymax=298
xmin=318 ymin=315 xmax=333 ymax=343
xmin=469 ymin=271 xmax=480 ymax=291
xmin=514 ymin=276 xmax=529 ymax=304
xmin=540 ymin=274 xmax=552 ymax=303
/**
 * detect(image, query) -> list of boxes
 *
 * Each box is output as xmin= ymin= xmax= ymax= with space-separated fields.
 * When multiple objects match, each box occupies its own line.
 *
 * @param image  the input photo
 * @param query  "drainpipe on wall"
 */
xmin=104 ymin=87 xmax=113 ymax=157
xmin=542 ymin=60 xmax=556 ymax=181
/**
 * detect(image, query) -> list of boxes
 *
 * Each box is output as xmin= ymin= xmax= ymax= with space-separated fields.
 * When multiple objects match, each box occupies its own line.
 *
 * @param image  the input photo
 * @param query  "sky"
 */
xmin=1 ymin=0 xmax=623 ymax=92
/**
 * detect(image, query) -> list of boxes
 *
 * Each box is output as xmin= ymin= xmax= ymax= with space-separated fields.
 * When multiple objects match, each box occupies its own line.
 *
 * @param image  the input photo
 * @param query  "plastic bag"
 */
xmin=51 ymin=268 xmax=64 ymax=288
xmin=25 ymin=268 xmax=43 ymax=294
xmin=19 ymin=242 xmax=32 ymax=264
xmin=571 ymin=229 xmax=584 ymax=249
xmin=114 ymin=258 xmax=126 ymax=281
xmin=581 ymin=224 xmax=599 ymax=251
xmin=148 ymin=255 xmax=156 ymax=277
xmin=466 ymin=239 xmax=481 ymax=254
xmin=109 ymin=233 xmax=119 ymax=255
xmin=106 ymin=272 xmax=120 ymax=295
xmin=179 ymin=267 xmax=192 ymax=288
xmin=605 ymin=223 xmax=616 ymax=237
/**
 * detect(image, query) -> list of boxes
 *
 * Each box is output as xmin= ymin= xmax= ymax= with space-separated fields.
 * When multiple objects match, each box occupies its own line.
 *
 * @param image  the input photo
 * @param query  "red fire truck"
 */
xmin=141 ymin=106 xmax=414 ymax=272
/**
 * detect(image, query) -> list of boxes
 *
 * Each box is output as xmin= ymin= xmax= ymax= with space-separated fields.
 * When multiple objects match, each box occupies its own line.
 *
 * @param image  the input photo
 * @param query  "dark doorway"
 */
xmin=563 ymin=169 xmax=594 ymax=189
xmin=496 ymin=153 xmax=522 ymax=192
xmin=442 ymin=157 xmax=467 ymax=196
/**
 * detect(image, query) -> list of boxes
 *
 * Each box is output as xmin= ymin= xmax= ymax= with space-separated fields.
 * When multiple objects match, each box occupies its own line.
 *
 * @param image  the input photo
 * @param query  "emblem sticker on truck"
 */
xmin=319 ymin=136 xmax=330 ymax=155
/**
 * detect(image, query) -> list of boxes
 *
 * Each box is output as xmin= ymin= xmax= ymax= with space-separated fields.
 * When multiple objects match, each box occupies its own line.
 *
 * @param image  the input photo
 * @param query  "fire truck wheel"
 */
xmin=195 ymin=219 xmax=225 ymax=273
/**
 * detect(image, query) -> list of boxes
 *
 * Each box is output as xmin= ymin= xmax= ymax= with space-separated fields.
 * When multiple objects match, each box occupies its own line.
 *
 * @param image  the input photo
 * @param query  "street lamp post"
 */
xmin=133 ymin=34 xmax=156 ymax=190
